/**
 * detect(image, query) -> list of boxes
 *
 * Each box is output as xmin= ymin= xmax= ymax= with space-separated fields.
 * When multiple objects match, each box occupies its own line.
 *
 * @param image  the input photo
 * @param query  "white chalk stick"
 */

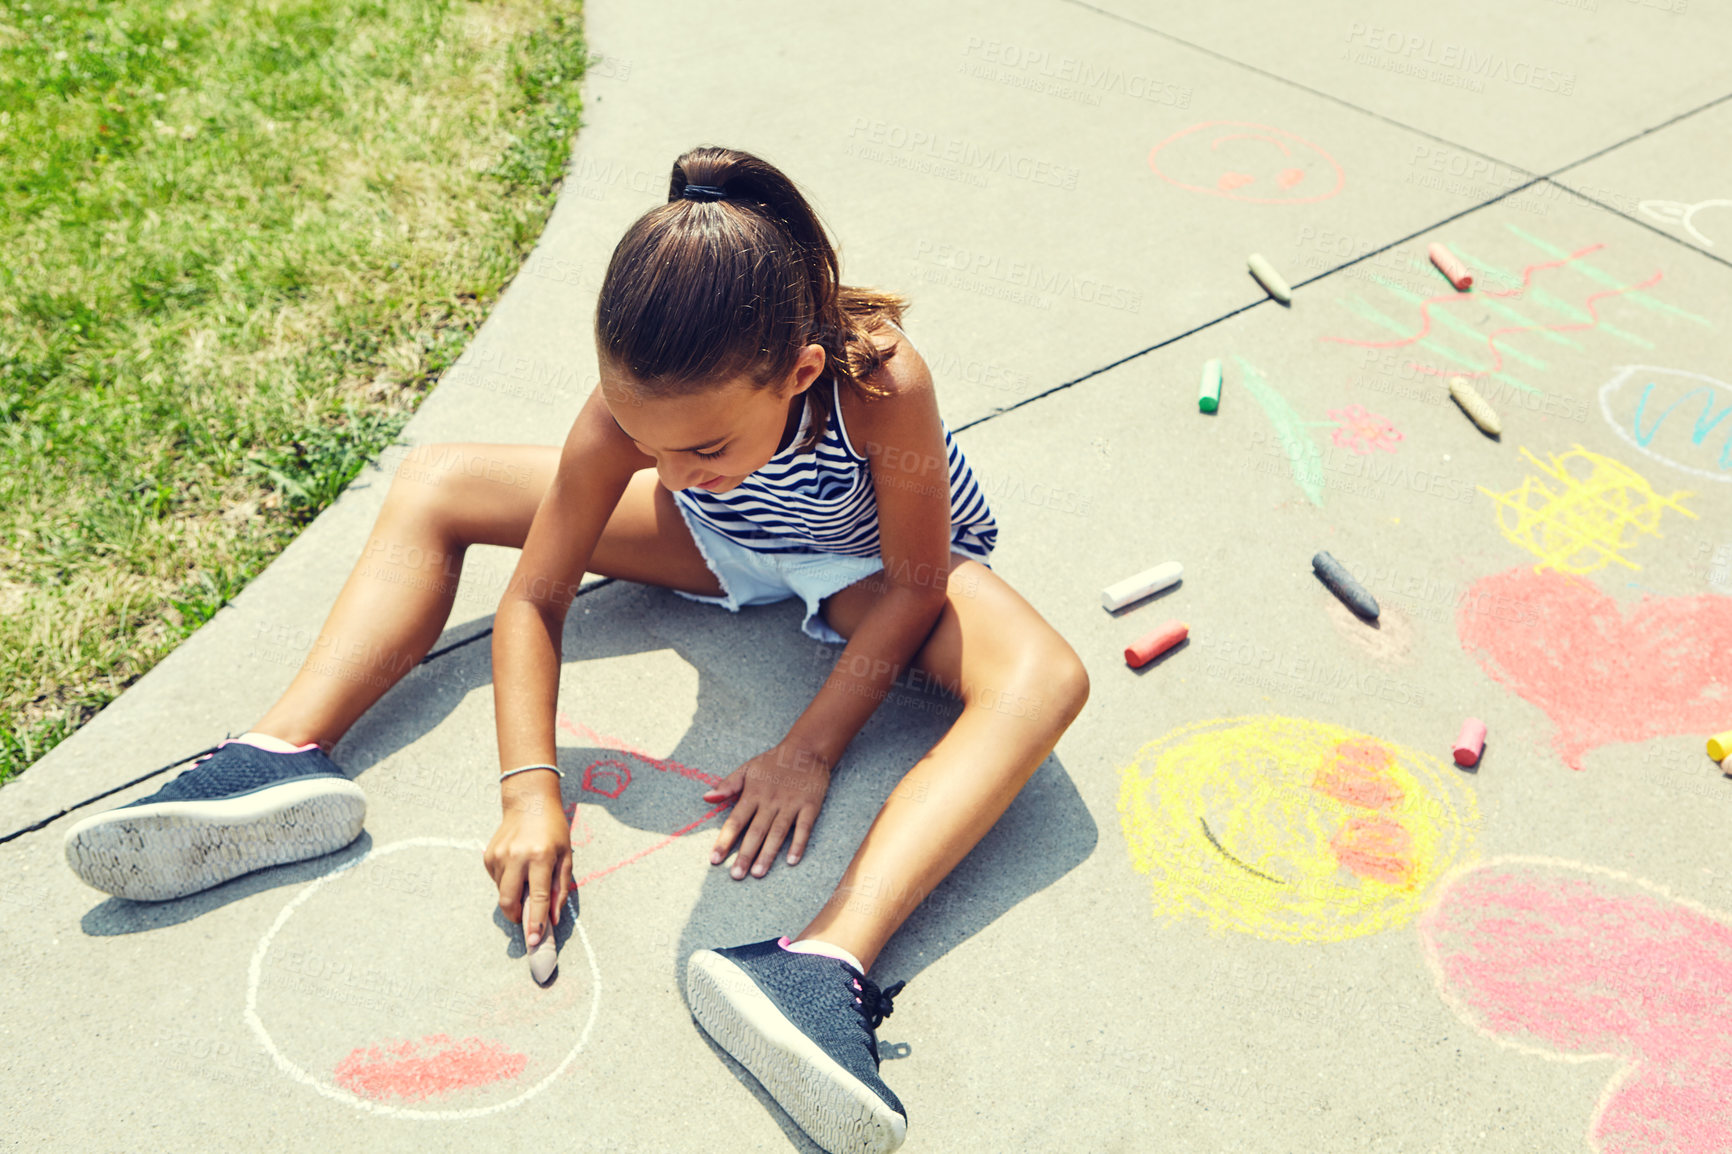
xmin=528 ymin=927 xmax=559 ymax=985
xmin=1247 ymin=253 xmax=1292 ymax=304
xmin=1102 ymin=561 xmax=1183 ymax=611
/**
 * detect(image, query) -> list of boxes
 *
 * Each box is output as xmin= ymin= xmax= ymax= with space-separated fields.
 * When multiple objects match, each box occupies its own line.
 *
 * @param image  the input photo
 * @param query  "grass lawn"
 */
xmin=0 ymin=0 xmax=593 ymax=785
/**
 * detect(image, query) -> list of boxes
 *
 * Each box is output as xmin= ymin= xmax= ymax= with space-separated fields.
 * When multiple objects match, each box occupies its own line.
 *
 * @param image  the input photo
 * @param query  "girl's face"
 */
xmin=601 ymin=344 xmax=828 ymax=494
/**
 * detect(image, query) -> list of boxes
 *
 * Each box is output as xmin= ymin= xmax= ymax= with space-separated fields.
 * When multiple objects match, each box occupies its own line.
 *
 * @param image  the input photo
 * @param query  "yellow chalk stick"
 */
xmin=1448 ymin=376 xmax=1502 ymax=436
xmin=1708 ymin=730 xmax=1732 ymax=762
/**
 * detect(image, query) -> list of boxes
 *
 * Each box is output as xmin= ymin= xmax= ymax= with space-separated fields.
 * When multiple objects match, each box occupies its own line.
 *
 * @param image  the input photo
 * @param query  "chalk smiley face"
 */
xmin=1147 ymin=121 xmax=1346 ymax=204
xmin=1118 ymin=716 xmax=1479 ymax=943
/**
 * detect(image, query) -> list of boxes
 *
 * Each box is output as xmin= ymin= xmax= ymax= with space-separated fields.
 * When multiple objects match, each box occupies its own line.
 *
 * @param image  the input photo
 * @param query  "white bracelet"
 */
xmin=499 ymin=763 xmax=563 ymax=783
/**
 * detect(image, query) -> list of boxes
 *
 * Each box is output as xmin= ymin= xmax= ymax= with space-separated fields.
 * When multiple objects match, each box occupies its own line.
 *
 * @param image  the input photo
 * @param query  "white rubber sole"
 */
xmin=686 ymin=950 xmax=907 ymax=1154
xmin=63 ymin=777 xmax=367 ymax=902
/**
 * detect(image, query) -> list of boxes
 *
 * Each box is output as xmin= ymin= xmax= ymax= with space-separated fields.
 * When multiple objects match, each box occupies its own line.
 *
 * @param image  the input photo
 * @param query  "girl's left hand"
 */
xmin=703 ymin=743 xmax=832 ymax=880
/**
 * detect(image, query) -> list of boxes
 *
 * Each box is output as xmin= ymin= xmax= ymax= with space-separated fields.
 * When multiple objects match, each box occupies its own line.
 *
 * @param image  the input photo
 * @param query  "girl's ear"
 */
xmin=781 ymin=342 xmax=829 ymax=397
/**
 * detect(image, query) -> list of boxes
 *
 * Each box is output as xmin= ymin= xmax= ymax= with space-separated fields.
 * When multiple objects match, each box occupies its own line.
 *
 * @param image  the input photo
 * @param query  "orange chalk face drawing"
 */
xmin=1117 ymin=716 xmax=1479 ymax=943
xmin=1147 ymin=121 xmax=1346 ymax=205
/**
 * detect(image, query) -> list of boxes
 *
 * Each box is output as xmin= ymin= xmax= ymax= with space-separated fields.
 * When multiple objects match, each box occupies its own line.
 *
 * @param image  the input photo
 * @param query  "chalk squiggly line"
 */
xmin=1322 ymin=245 xmax=1665 ymax=380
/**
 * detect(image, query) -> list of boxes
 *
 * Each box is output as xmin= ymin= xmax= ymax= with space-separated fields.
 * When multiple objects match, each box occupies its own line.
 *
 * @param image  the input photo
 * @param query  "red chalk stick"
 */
xmin=1429 ymin=243 xmax=1473 ymax=290
xmin=1453 ymin=718 xmax=1488 ymax=767
xmin=1125 ymin=620 xmax=1188 ymax=669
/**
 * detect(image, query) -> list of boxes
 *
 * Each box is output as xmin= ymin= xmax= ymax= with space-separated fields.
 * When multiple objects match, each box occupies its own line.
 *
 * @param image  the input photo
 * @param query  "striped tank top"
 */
xmin=672 ymin=325 xmax=998 ymax=560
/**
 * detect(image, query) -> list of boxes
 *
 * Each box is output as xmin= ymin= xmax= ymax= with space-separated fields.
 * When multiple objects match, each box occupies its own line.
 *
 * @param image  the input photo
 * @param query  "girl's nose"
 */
xmin=661 ymin=461 xmax=708 ymax=491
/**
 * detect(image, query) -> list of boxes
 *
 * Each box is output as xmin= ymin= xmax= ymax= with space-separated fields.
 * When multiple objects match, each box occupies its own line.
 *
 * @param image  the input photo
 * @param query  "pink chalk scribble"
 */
xmin=333 ymin=1034 xmax=527 ymax=1102
xmin=1456 ymin=567 xmax=1732 ymax=770
xmin=1321 ymin=243 xmax=1663 ymax=381
xmin=1420 ymin=858 xmax=1732 ymax=1153
xmin=1326 ymin=403 xmax=1404 ymax=454
xmin=555 ymin=712 xmax=727 ymax=888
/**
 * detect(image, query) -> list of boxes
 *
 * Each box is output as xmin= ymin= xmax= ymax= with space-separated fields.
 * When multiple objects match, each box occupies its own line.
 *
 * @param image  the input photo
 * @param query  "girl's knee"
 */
xmin=1033 ymin=640 xmax=1089 ymax=726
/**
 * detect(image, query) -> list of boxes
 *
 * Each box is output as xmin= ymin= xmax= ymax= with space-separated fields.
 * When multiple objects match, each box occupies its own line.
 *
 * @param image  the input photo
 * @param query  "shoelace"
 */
xmin=848 ymin=974 xmax=907 ymax=1031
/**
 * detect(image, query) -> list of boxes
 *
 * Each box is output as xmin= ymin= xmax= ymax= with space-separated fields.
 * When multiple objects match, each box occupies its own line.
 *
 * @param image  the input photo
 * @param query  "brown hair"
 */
xmin=593 ymin=145 xmax=909 ymax=453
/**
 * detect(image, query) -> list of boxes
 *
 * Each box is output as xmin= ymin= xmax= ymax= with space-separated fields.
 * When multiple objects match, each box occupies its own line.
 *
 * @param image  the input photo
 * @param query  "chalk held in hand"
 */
xmin=528 ymin=923 xmax=559 ymax=985
xmin=1125 ymin=620 xmax=1188 ymax=669
xmin=1449 ymin=376 xmax=1502 ymax=436
xmin=1453 ymin=718 xmax=1488 ymax=768
xmin=1312 ymin=551 xmax=1380 ymax=620
xmin=1102 ymin=560 xmax=1183 ymax=611
xmin=1199 ymin=358 xmax=1223 ymax=413
xmin=1428 ymin=243 xmax=1473 ymax=290
xmin=1707 ymin=730 xmax=1732 ymax=762
xmin=1247 ymin=253 xmax=1292 ymax=304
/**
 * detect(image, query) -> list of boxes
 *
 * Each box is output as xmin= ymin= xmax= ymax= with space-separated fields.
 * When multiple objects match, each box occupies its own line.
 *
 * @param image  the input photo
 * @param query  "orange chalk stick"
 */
xmin=1428 ymin=243 xmax=1473 ymax=290
xmin=1125 ymin=620 xmax=1188 ymax=669
xmin=1722 ymin=756 xmax=1732 ymax=778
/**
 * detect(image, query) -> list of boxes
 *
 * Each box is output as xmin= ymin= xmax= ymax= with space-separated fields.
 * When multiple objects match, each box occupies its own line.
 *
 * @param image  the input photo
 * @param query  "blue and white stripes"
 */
xmin=673 ymin=375 xmax=998 ymax=561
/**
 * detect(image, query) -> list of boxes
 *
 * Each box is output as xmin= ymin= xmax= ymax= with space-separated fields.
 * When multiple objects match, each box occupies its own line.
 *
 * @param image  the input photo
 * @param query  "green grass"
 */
xmin=0 ymin=0 xmax=592 ymax=784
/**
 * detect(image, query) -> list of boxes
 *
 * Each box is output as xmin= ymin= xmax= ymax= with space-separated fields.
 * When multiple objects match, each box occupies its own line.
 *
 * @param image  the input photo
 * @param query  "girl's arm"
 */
xmin=484 ymin=388 xmax=647 ymax=944
xmin=707 ymin=332 xmax=956 ymax=877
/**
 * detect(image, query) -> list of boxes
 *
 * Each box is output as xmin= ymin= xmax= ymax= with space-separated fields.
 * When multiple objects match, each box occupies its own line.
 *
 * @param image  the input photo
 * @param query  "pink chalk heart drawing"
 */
xmin=1456 ymin=567 xmax=1732 ymax=770
xmin=1419 ymin=857 xmax=1732 ymax=1153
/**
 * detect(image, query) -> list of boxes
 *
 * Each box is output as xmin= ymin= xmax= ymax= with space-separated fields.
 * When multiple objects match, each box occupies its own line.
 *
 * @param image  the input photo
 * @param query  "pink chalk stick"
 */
xmin=1125 ymin=620 xmax=1188 ymax=669
xmin=1429 ymin=243 xmax=1473 ymax=290
xmin=1454 ymin=718 xmax=1488 ymax=767
xmin=1722 ymin=755 xmax=1732 ymax=778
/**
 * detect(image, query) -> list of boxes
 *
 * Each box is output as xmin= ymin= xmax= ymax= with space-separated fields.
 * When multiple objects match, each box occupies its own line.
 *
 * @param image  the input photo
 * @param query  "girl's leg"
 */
xmin=804 ymin=556 xmax=1090 ymax=972
xmin=250 ymin=444 xmax=720 ymax=751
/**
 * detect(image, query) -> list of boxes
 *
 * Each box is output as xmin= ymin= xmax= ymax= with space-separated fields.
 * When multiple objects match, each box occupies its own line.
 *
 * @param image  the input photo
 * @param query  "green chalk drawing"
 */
xmin=1506 ymin=224 xmax=1710 ymax=325
xmin=1451 ymin=244 xmax=1654 ymax=347
xmin=1236 ymin=356 xmax=1326 ymax=507
xmin=1343 ymin=296 xmax=1533 ymax=390
xmin=1368 ymin=273 xmax=1551 ymax=371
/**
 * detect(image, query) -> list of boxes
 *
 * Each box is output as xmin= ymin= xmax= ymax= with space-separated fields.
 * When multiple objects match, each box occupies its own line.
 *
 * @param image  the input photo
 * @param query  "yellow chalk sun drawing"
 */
xmin=1117 ymin=716 xmax=1478 ymax=943
xmin=1480 ymin=445 xmax=1695 ymax=575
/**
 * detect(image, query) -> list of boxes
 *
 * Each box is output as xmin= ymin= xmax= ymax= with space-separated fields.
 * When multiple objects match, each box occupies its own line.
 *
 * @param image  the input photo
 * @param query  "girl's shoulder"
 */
xmin=837 ymin=319 xmax=933 ymax=428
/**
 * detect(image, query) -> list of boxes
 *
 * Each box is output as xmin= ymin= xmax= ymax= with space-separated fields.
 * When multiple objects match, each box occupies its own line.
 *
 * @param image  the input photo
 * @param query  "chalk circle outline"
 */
xmin=1598 ymin=363 xmax=1732 ymax=483
xmin=1118 ymin=715 xmax=1477 ymax=944
xmin=1146 ymin=120 xmax=1346 ymax=205
xmin=243 ymin=836 xmax=601 ymax=1120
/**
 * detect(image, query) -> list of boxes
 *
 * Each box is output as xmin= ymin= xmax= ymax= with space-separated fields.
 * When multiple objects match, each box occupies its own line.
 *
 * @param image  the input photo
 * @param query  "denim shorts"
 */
xmin=671 ymin=501 xmax=885 ymax=645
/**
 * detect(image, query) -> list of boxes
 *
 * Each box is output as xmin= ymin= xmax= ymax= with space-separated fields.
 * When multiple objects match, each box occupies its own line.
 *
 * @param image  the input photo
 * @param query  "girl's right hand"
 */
xmin=483 ymin=785 xmax=574 ymax=950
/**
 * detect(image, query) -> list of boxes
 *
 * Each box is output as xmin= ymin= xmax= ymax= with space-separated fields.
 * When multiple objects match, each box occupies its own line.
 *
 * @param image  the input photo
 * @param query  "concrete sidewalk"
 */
xmin=4 ymin=0 xmax=1731 ymax=1150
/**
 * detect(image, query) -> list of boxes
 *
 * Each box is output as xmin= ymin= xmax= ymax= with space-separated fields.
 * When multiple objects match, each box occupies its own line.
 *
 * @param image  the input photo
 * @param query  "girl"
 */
xmin=64 ymin=145 xmax=1089 ymax=1154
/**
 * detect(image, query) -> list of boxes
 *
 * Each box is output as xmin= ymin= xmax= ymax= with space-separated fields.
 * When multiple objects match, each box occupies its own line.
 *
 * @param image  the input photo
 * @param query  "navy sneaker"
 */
xmin=63 ymin=737 xmax=366 ymax=902
xmin=687 ymin=937 xmax=908 ymax=1154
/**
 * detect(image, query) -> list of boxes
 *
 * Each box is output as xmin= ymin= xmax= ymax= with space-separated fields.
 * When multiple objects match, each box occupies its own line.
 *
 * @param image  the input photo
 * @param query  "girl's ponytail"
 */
xmin=595 ymin=145 xmax=908 ymax=452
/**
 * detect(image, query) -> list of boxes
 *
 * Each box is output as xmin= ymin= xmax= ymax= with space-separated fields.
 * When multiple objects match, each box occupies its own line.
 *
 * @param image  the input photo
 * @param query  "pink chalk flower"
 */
xmin=1327 ymin=404 xmax=1404 ymax=455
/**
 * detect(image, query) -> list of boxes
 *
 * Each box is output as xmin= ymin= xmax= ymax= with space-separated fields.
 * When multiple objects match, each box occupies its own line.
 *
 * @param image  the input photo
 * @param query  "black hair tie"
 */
xmin=681 ymin=184 xmax=727 ymax=202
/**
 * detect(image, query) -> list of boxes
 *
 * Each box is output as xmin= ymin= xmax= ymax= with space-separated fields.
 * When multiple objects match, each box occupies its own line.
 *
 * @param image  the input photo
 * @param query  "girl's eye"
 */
xmin=694 ymin=446 xmax=727 ymax=461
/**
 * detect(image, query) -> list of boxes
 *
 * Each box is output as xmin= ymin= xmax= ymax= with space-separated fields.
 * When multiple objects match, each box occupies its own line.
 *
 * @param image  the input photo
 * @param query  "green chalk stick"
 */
xmin=1199 ymin=358 xmax=1222 ymax=412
